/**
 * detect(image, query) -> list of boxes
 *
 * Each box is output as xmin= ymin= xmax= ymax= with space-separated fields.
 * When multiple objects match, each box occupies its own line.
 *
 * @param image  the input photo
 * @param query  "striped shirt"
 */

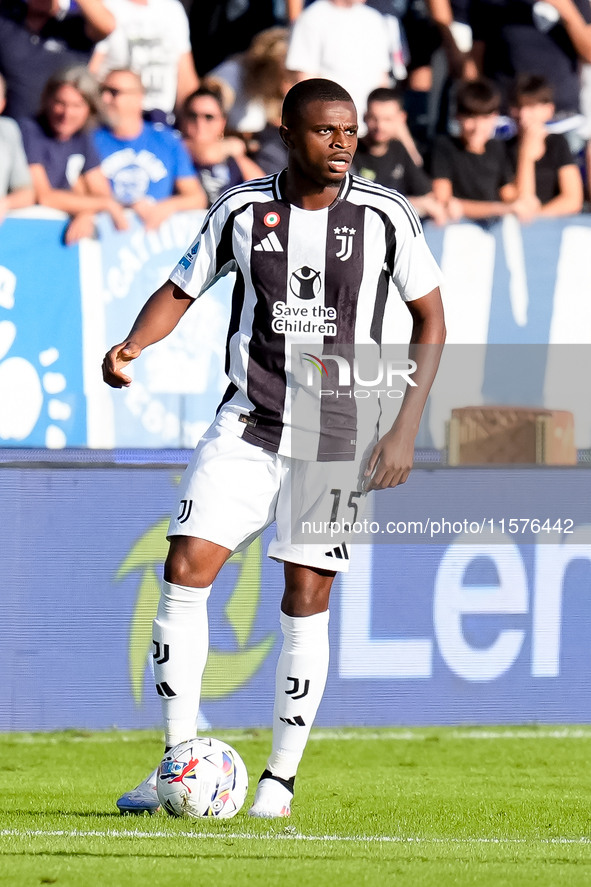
xmin=170 ymin=171 xmax=442 ymax=459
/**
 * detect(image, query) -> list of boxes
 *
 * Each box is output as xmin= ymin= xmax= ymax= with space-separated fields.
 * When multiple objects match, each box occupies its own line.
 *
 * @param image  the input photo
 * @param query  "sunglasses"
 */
xmin=101 ymin=86 xmax=140 ymax=97
xmin=184 ymin=111 xmax=221 ymax=122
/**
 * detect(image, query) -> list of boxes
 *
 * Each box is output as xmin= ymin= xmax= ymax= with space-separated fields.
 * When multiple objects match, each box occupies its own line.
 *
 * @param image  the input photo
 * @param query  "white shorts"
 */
xmin=168 ymin=408 xmax=375 ymax=572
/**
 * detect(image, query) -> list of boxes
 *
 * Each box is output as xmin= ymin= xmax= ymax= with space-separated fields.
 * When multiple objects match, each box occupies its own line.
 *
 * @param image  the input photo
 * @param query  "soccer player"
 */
xmin=102 ymin=78 xmax=446 ymax=819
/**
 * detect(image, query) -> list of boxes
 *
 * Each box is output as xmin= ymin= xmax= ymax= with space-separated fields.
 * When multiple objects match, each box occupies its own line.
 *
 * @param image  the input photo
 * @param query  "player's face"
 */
xmin=47 ymin=84 xmax=90 ymax=140
xmin=284 ymin=99 xmax=358 ymax=187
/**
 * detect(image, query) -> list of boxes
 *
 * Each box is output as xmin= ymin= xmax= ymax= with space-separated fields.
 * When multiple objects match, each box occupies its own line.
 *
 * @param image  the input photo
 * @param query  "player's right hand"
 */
xmin=102 ymin=341 xmax=142 ymax=388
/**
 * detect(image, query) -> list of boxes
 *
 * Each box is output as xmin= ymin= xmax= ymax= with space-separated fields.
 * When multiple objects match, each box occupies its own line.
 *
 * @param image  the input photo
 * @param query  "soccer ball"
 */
xmin=156 ymin=737 xmax=248 ymax=819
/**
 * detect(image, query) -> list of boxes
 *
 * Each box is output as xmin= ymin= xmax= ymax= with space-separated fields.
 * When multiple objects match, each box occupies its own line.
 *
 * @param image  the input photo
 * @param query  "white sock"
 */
xmin=266 ymin=610 xmax=330 ymax=780
xmin=152 ymin=580 xmax=211 ymax=749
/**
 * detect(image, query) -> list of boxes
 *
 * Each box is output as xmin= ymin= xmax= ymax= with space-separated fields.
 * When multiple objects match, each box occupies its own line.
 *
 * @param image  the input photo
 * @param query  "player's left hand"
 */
xmin=102 ymin=341 xmax=142 ymax=388
xmin=364 ymin=427 xmax=416 ymax=491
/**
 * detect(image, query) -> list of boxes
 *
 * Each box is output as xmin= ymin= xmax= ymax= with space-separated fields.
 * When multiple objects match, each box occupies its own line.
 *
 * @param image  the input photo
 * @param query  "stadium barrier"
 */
xmin=2 ymin=452 xmax=591 ymax=731
xmin=2 ymin=209 xmax=591 ymax=450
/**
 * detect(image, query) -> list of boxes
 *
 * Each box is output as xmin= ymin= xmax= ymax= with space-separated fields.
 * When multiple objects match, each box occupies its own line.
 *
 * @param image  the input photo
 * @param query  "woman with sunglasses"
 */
xmin=19 ymin=65 xmax=127 ymax=244
xmin=180 ymin=86 xmax=264 ymax=207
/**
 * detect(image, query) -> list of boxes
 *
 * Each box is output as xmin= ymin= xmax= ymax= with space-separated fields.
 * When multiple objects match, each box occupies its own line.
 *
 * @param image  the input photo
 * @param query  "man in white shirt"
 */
xmin=285 ymin=0 xmax=392 ymax=126
xmin=89 ymin=0 xmax=199 ymax=121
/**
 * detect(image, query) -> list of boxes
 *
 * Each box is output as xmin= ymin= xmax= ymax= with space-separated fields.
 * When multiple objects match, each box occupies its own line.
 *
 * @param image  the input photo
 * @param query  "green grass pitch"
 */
xmin=2 ymin=726 xmax=591 ymax=886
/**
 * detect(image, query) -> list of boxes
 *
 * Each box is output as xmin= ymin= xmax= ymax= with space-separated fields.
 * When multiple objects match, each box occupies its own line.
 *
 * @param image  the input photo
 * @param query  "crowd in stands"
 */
xmin=1 ymin=0 xmax=591 ymax=242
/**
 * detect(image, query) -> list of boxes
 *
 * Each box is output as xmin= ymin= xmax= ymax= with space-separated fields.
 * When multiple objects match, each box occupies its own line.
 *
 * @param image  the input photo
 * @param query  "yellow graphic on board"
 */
xmin=117 ymin=520 xmax=275 ymax=704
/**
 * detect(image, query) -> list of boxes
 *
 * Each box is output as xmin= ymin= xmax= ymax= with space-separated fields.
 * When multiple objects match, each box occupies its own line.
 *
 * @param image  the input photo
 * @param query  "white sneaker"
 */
xmin=248 ymin=771 xmax=294 ymax=819
xmin=116 ymin=767 xmax=160 ymax=815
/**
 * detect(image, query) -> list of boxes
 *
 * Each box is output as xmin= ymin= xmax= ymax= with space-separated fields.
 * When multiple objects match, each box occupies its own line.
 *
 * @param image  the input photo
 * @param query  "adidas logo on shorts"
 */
xmin=324 ymin=544 xmax=349 ymax=560
xmin=254 ymin=232 xmax=283 ymax=252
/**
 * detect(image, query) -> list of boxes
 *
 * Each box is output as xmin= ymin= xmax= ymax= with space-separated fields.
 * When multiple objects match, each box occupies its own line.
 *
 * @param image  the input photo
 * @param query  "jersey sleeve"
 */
xmin=169 ymin=200 xmax=236 ymax=299
xmin=390 ymin=199 xmax=443 ymax=302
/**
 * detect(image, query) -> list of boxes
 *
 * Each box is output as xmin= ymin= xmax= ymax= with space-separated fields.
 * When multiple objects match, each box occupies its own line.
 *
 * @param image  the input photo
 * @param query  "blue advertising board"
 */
xmin=0 ymin=215 xmax=86 ymax=447
xmin=2 ymin=463 xmax=591 ymax=731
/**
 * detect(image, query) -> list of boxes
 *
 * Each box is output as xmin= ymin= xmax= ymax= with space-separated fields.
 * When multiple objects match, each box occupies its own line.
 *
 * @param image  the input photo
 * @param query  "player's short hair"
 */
xmin=510 ymin=74 xmax=554 ymax=107
xmin=366 ymin=87 xmax=405 ymax=109
xmin=281 ymin=78 xmax=354 ymax=127
xmin=456 ymin=79 xmax=500 ymax=117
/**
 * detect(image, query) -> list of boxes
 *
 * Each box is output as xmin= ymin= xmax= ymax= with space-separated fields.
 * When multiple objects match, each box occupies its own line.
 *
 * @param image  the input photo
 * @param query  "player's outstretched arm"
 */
xmin=102 ymin=280 xmax=193 ymax=388
xmin=366 ymin=286 xmax=446 ymax=490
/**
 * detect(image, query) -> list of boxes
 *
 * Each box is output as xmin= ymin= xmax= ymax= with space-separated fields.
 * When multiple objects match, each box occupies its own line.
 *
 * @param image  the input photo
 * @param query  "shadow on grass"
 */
xmin=1 ymin=849 xmax=386 ymax=864
xmin=4 ymin=850 xmax=591 ymax=868
xmin=2 ymin=810 xmax=133 ymax=820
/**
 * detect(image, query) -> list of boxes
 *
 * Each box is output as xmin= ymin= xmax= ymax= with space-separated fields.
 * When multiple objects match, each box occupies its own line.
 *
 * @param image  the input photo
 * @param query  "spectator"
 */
xmin=354 ymin=87 xmax=447 ymax=223
xmin=402 ymin=0 xmax=442 ymax=148
xmin=470 ymin=0 xmax=591 ymax=129
xmin=251 ymin=118 xmax=289 ymax=175
xmin=426 ymin=0 xmax=479 ymax=140
xmin=89 ymin=0 xmax=199 ymax=124
xmin=190 ymin=0 xmax=281 ymax=79
xmin=211 ymin=28 xmax=295 ymax=174
xmin=0 ymin=73 xmax=34 ymax=220
xmin=180 ymin=86 xmax=264 ymax=207
xmin=427 ymin=0 xmax=477 ymax=81
xmin=366 ymin=0 xmax=407 ymax=83
xmin=285 ymin=0 xmax=392 ymax=129
xmin=212 ymin=28 xmax=292 ymax=135
xmin=0 ymin=0 xmax=114 ymax=120
xmin=19 ymin=66 xmax=127 ymax=244
xmin=507 ymin=75 xmax=583 ymax=216
xmin=431 ymin=79 xmax=534 ymax=220
xmin=95 ymin=68 xmax=206 ymax=229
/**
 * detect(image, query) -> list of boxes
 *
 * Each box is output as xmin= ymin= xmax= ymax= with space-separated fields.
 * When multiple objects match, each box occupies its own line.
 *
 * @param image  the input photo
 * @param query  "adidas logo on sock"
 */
xmin=254 ymin=231 xmax=283 ymax=252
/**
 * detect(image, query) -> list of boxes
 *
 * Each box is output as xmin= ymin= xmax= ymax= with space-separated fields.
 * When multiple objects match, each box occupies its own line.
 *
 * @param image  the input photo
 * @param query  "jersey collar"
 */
xmin=274 ymin=170 xmax=352 ymax=207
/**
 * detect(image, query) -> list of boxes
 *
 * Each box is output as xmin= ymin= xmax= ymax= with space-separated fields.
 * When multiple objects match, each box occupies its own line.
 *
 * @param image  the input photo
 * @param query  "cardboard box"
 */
xmin=446 ymin=407 xmax=576 ymax=465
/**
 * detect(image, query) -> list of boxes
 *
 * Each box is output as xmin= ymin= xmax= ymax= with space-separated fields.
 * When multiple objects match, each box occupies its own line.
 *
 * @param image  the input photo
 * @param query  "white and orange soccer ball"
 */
xmin=156 ymin=737 xmax=249 ymax=819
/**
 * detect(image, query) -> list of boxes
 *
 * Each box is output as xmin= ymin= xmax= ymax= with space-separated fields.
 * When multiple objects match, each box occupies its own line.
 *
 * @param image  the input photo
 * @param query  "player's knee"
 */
xmin=281 ymin=580 xmax=332 ymax=617
xmin=164 ymin=540 xmax=219 ymax=588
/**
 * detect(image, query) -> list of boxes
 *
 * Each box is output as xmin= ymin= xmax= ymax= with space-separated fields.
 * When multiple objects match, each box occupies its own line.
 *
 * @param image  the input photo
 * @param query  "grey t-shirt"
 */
xmin=0 ymin=115 xmax=31 ymax=197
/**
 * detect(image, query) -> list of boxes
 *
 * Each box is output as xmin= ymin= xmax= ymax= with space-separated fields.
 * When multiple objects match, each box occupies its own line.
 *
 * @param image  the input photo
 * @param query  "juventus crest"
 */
xmin=334 ymin=226 xmax=356 ymax=262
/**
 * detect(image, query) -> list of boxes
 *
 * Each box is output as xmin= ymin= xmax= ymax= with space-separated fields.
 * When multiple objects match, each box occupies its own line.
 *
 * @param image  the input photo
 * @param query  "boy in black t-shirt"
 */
xmin=507 ymin=75 xmax=583 ymax=217
xmin=354 ymin=87 xmax=447 ymax=224
xmin=432 ymin=79 xmax=535 ymax=221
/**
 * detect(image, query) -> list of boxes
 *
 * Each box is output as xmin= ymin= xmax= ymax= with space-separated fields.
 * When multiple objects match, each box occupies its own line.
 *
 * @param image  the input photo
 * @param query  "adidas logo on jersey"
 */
xmin=254 ymin=231 xmax=283 ymax=252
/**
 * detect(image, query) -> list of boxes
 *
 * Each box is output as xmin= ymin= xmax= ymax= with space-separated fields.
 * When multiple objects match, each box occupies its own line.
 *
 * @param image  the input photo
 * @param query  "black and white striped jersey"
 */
xmin=170 ymin=171 xmax=442 ymax=458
